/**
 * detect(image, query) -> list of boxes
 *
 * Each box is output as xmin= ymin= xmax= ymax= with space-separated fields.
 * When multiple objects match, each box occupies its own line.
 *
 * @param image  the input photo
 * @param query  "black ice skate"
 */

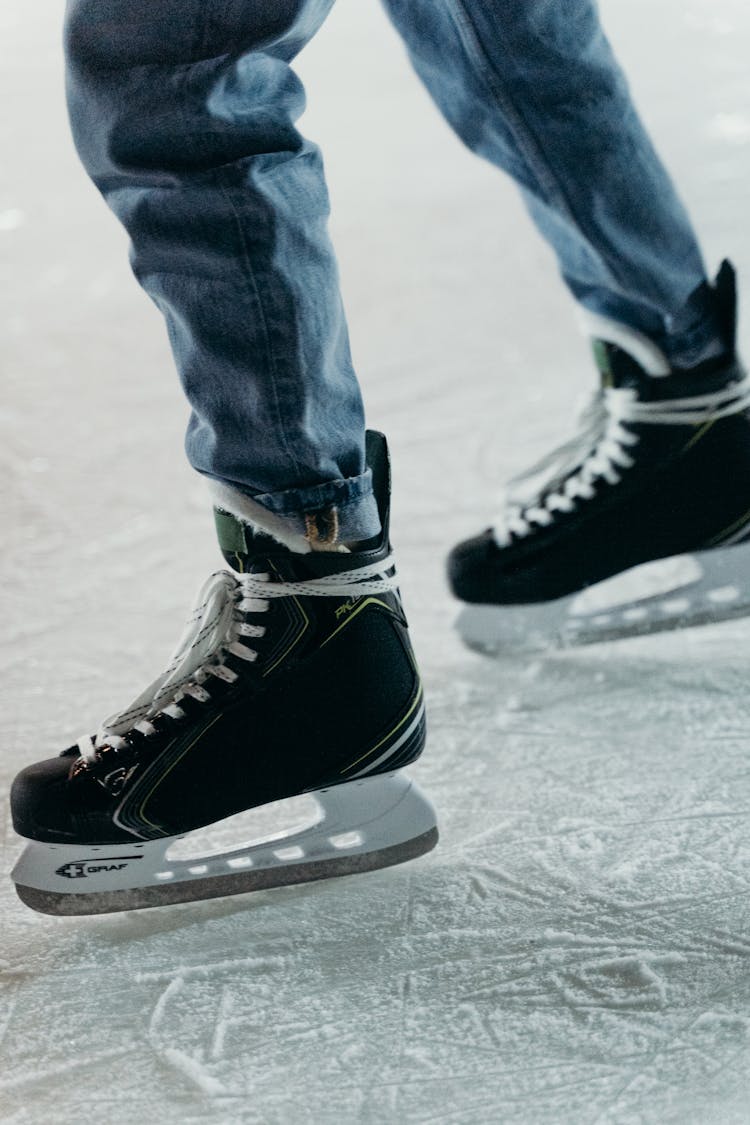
xmin=450 ymin=262 xmax=750 ymax=650
xmin=11 ymin=433 xmax=436 ymax=915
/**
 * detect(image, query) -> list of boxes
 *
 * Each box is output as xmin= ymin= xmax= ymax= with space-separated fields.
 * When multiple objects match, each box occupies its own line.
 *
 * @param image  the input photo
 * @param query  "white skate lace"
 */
xmin=77 ymin=556 xmax=399 ymax=766
xmin=492 ymin=376 xmax=750 ymax=547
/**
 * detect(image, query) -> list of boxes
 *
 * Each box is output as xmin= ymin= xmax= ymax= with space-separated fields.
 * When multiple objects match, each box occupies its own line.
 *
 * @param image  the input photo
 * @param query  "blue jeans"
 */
xmin=64 ymin=0 xmax=724 ymax=541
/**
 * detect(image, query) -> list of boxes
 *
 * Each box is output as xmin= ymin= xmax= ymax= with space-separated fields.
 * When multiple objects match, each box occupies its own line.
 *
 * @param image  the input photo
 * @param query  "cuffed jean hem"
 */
xmin=258 ymin=487 xmax=382 ymax=542
xmin=207 ymin=471 xmax=382 ymax=551
xmin=662 ymin=323 xmax=726 ymax=370
xmin=250 ymin=469 xmax=376 ymax=523
xmin=577 ymin=270 xmax=729 ymax=372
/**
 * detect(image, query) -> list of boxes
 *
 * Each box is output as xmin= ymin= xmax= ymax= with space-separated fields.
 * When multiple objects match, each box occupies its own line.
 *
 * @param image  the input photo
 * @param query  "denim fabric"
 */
xmin=64 ymin=0 xmax=723 ymax=539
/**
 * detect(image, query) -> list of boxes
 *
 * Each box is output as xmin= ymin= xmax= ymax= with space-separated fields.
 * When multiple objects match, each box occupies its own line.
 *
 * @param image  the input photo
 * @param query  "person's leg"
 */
xmin=380 ymin=0 xmax=750 ymax=648
xmin=64 ymin=0 xmax=379 ymax=543
xmin=381 ymin=0 xmax=723 ymax=368
xmin=10 ymin=2 xmax=435 ymax=915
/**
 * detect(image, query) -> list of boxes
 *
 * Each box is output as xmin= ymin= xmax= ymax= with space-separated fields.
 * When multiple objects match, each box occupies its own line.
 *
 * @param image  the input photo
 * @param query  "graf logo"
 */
xmin=55 ymin=856 xmax=143 ymax=879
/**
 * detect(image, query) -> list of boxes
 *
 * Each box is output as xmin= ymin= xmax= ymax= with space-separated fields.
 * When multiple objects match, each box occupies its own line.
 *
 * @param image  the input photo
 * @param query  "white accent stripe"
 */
xmin=349 ymin=700 xmax=426 ymax=779
xmin=717 ymin=521 xmax=750 ymax=547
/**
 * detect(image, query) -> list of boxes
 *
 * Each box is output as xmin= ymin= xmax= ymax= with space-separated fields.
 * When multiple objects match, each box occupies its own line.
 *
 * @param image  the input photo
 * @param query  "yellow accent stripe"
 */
xmin=681 ymin=418 xmax=715 ymax=453
xmin=137 ymin=712 xmax=224 ymax=832
xmin=320 ymin=597 xmax=391 ymax=648
xmin=340 ymin=681 xmax=424 ymax=776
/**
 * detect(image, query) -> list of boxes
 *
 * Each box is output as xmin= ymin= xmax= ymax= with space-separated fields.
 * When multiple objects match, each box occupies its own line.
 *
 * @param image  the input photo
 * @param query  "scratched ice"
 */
xmin=2 ymin=1 xmax=750 ymax=1123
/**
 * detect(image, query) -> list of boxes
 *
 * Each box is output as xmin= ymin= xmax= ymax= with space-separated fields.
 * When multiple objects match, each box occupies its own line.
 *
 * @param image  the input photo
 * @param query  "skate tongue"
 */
xmin=214 ymin=507 xmax=302 ymax=576
xmin=214 ymin=507 xmax=389 ymax=584
xmin=213 ymin=430 xmax=393 ymax=581
xmin=592 ymin=334 xmax=744 ymax=404
xmin=590 ymin=260 xmax=740 ymax=398
xmin=586 ymin=314 xmax=672 ymax=396
xmin=591 ymin=338 xmax=654 ymax=392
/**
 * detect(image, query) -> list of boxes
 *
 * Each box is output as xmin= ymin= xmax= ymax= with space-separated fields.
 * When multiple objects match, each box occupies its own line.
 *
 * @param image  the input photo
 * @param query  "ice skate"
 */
xmin=11 ymin=433 xmax=436 ymax=915
xmin=449 ymin=262 xmax=750 ymax=651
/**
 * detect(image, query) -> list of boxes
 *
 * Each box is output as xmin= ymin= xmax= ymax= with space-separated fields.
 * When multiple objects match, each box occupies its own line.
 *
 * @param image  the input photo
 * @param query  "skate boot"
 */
xmin=11 ymin=432 xmax=436 ymax=915
xmin=450 ymin=261 xmax=750 ymax=650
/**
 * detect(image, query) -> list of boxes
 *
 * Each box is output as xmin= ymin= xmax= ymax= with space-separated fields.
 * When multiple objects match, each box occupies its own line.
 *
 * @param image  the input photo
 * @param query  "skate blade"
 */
xmin=11 ymin=772 xmax=438 ymax=916
xmin=457 ymin=539 xmax=750 ymax=652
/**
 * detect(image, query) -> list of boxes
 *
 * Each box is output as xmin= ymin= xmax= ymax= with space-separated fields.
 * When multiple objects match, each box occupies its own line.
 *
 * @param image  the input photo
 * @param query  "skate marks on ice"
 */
xmin=5 ymin=542 xmax=750 ymax=1111
xmin=3 ymin=0 xmax=750 ymax=1117
xmin=405 ymin=639 xmax=750 ymax=1121
xmin=0 ymin=876 xmax=444 ymax=1123
xmin=5 ymin=638 xmax=750 ymax=1125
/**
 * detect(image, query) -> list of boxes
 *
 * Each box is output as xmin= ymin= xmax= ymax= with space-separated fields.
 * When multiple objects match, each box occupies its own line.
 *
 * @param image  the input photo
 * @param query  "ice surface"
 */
xmin=3 ymin=1 xmax=750 ymax=1122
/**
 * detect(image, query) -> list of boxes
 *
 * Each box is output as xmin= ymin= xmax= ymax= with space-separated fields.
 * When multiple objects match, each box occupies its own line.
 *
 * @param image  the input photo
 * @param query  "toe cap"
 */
xmin=447 ymin=529 xmax=503 ymax=603
xmin=11 ymin=754 xmax=80 ymax=842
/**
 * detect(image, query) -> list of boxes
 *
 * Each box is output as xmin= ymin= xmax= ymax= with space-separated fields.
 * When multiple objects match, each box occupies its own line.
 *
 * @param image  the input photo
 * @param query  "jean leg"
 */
xmin=65 ymin=0 xmax=379 ymax=540
xmin=382 ymin=0 xmax=724 ymax=367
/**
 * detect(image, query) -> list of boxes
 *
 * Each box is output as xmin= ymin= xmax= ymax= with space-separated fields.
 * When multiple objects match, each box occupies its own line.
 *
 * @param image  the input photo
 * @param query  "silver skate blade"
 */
xmin=457 ymin=539 xmax=750 ymax=652
xmin=11 ymin=772 xmax=438 ymax=916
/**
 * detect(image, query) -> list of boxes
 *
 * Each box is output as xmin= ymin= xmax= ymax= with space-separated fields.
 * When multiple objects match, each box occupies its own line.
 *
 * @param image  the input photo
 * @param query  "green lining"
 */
xmin=592 ymin=340 xmax=613 ymax=387
xmin=214 ymin=509 xmax=248 ymax=556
